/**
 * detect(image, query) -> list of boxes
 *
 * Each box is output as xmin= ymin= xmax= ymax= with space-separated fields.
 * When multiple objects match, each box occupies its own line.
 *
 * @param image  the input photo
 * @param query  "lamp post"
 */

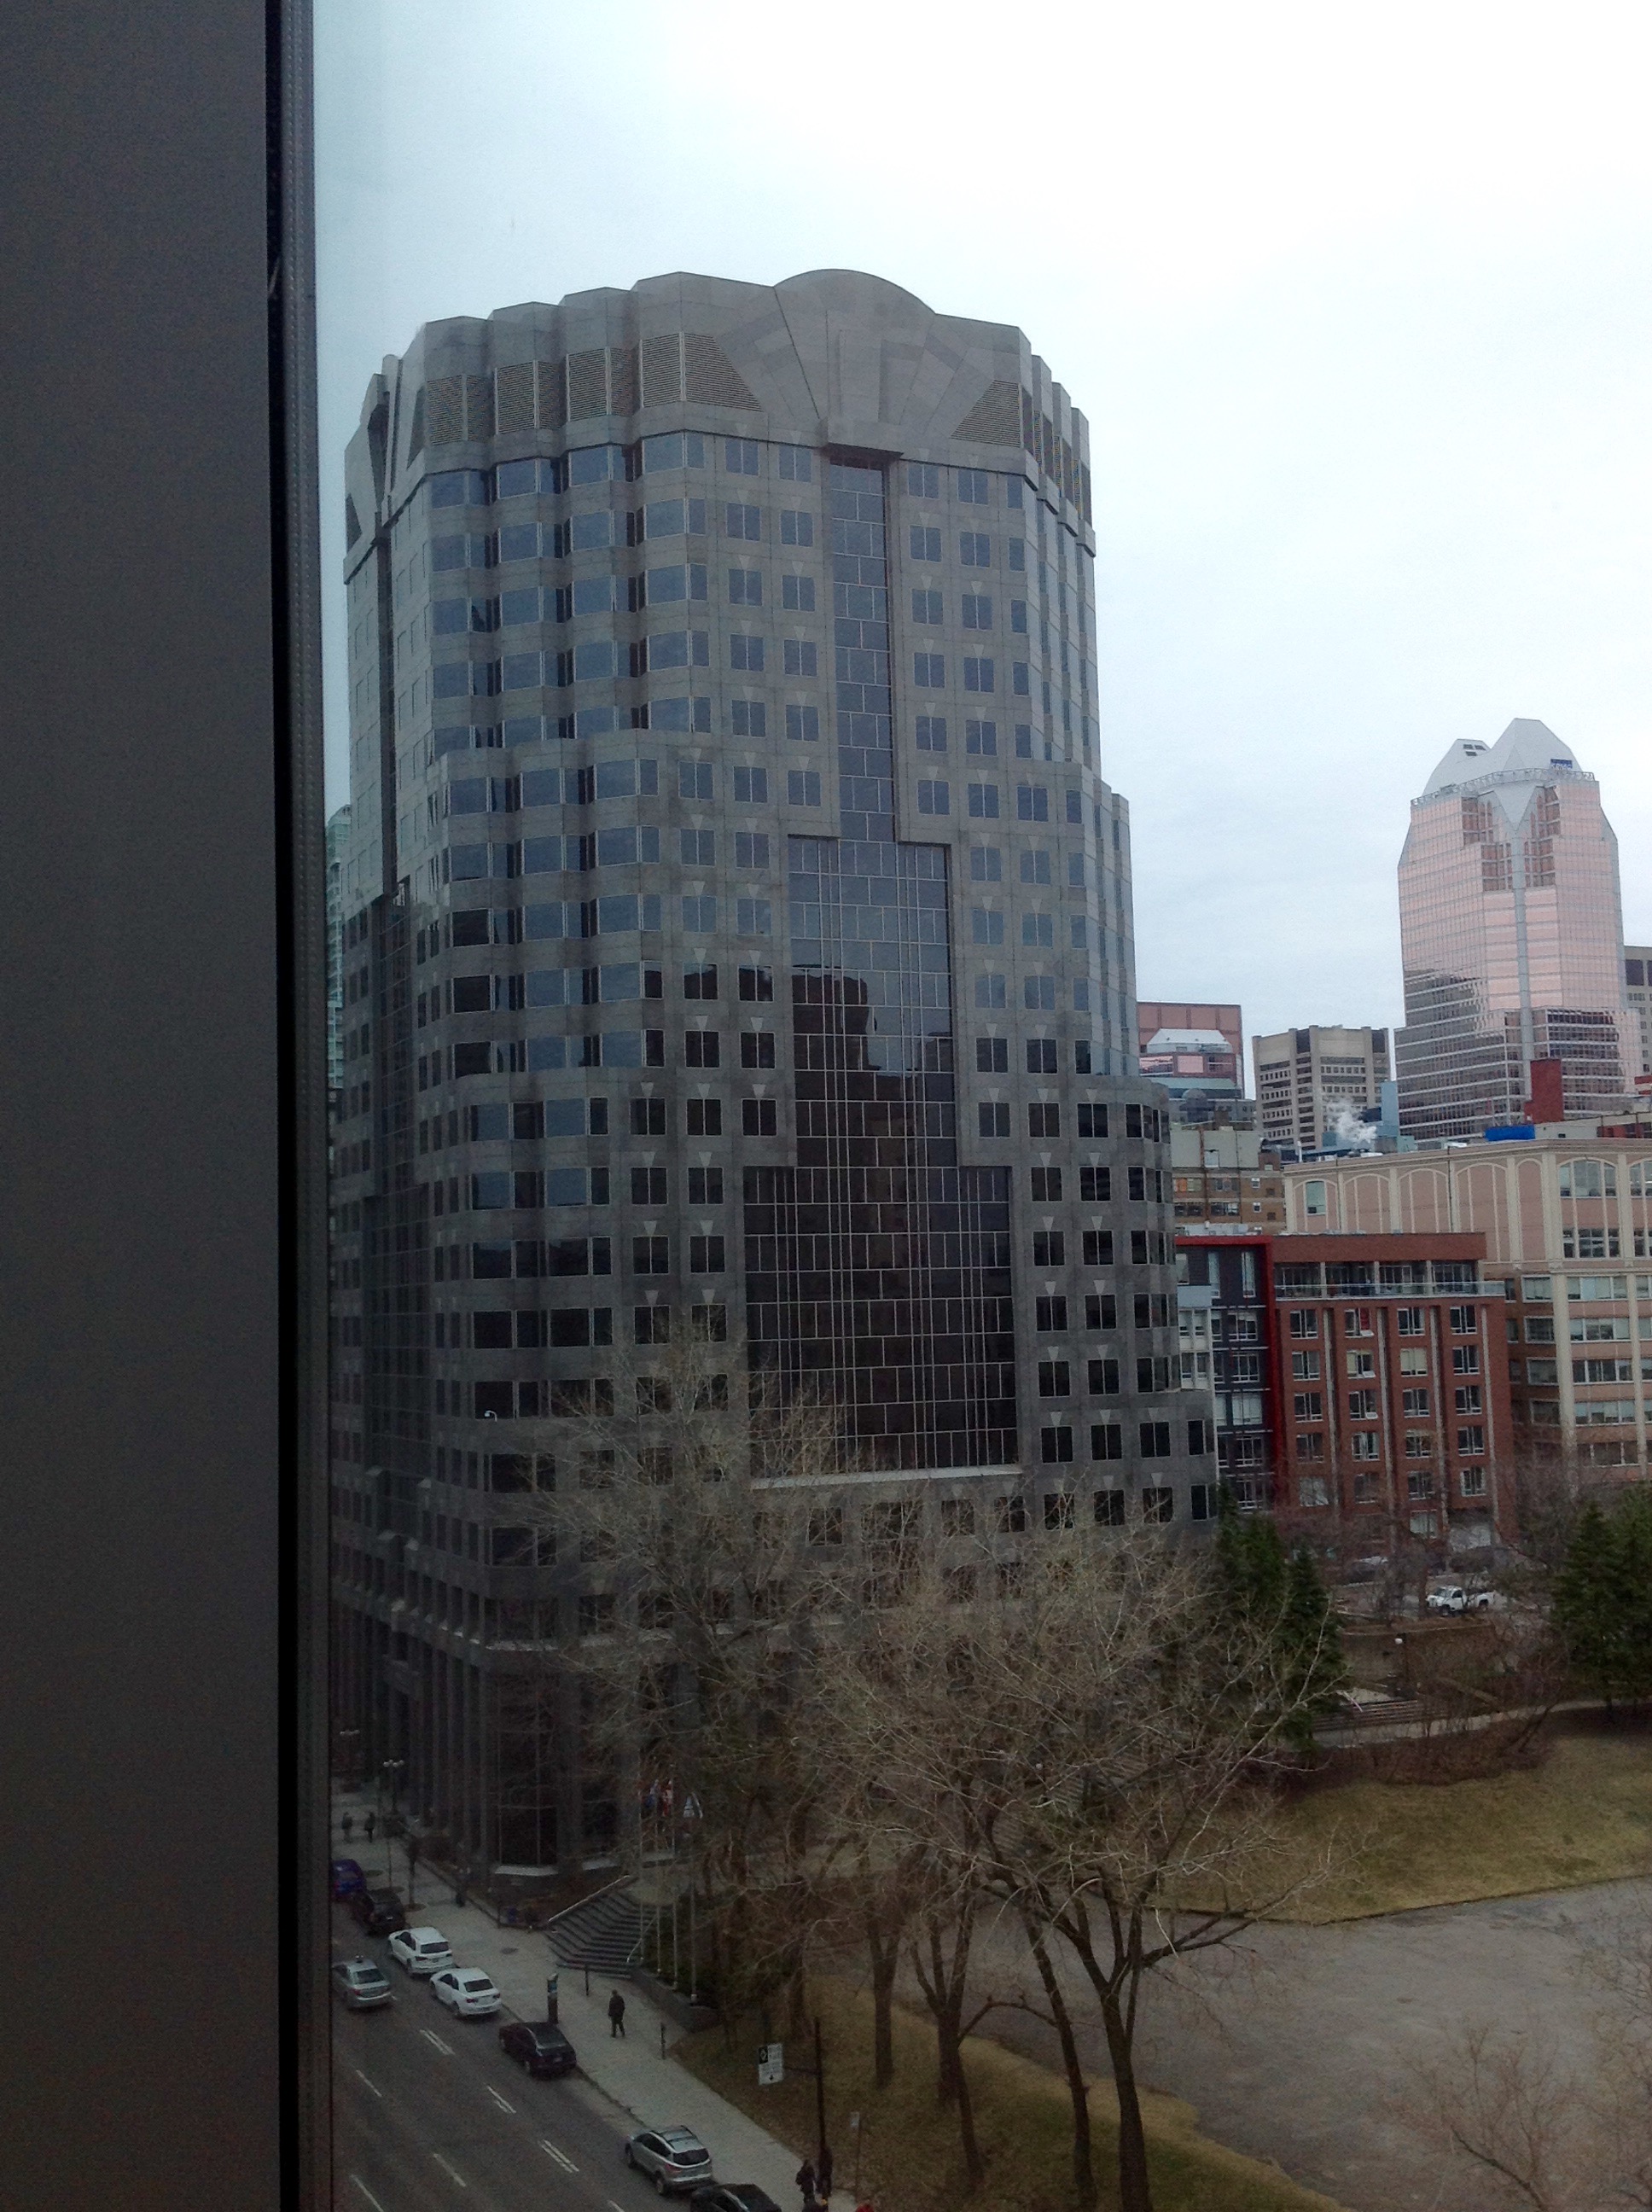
xmin=380 ymin=1759 xmax=404 ymax=1885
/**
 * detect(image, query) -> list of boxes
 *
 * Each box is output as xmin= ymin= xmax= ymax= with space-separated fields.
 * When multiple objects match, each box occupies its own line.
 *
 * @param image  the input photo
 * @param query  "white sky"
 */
xmin=316 ymin=0 xmax=1652 ymax=1050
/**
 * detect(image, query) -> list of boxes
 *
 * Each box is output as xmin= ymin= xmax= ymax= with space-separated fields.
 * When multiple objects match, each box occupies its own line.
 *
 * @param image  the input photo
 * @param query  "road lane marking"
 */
xmin=421 ymin=2027 xmax=454 ymax=2055
xmin=352 ymin=2068 xmax=382 ymax=2098
xmin=539 ymin=2139 xmax=579 ymax=2172
xmin=349 ymin=2178 xmax=388 ymax=2211
xmin=432 ymin=2150 xmax=469 ymax=2189
xmin=610 ymin=2200 xmax=629 ymax=2211
xmin=486 ymin=2086 xmax=515 ymax=2114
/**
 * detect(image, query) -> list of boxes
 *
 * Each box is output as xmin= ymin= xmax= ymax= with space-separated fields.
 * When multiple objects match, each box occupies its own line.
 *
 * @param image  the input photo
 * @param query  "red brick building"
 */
xmin=1178 ymin=1229 xmax=1513 ymax=1559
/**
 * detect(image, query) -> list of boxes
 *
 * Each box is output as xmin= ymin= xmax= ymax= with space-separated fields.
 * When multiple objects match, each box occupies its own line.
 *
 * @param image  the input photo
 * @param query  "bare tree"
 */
xmin=505 ymin=1330 xmax=848 ymax=2010
xmin=826 ymin=1528 xmax=1337 ymax=2210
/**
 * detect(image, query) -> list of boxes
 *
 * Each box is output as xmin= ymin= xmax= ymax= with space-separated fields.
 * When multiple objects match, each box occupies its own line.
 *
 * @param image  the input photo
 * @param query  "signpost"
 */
xmin=757 ymin=2042 xmax=784 ymax=2087
xmin=545 ymin=1973 xmax=559 ymax=2026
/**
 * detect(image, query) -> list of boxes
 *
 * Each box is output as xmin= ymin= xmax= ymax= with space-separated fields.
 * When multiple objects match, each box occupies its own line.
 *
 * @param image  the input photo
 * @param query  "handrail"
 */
xmin=540 ymin=1870 xmax=634 ymax=1930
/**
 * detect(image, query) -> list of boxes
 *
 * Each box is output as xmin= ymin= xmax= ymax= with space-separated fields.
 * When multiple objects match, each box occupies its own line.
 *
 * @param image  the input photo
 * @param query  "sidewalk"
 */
xmin=330 ymin=1786 xmax=816 ymax=2207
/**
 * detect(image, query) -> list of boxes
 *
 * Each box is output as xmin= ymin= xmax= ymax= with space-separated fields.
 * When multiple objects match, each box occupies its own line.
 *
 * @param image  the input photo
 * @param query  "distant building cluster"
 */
xmin=1145 ymin=717 xmax=1647 ymax=1540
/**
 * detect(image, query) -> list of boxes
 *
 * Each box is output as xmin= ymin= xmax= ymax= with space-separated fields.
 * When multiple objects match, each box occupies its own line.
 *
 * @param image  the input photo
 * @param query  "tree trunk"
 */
xmin=1098 ymin=1989 xmax=1153 ymax=2212
xmin=953 ymin=2031 xmax=985 ymax=2192
xmin=1024 ymin=1918 xmax=1096 ymax=2209
xmin=866 ymin=1922 xmax=899 ymax=2089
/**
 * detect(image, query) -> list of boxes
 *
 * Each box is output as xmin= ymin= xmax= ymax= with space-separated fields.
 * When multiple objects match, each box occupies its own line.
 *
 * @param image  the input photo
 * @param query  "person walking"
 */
xmin=364 ymin=1809 xmax=376 ymax=1842
xmin=795 ymin=2159 xmax=817 ymax=2207
xmin=817 ymin=2145 xmax=834 ymax=2201
xmin=608 ymin=1988 xmax=627 ymax=2038
xmin=340 ymin=1811 xmax=353 ymax=1843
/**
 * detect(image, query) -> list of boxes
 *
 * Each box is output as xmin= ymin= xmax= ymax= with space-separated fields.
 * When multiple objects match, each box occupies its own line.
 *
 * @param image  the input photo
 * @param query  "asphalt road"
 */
xmin=331 ymin=1912 xmax=692 ymax=2212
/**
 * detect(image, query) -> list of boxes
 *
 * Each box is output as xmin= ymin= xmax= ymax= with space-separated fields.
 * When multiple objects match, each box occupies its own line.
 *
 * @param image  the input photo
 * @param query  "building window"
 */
xmin=1289 ymin=1309 xmax=1319 ymax=1340
xmin=1095 ymin=1486 xmax=1126 ymax=1522
xmin=1038 ymin=1359 xmax=1071 ymax=1398
xmin=1297 ymin=1477 xmax=1329 ymax=1509
xmin=995 ymin=1493 xmax=1027 ymax=1534
xmin=1040 ymin=1428 xmax=1074 ymax=1464
xmin=1142 ymin=1487 xmax=1174 ymax=1523
xmin=1351 ymin=1432 xmax=1379 ymax=1461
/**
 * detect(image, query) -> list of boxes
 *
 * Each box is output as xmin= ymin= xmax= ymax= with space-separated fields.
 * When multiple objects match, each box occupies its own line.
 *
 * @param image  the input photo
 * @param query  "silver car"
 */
xmin=331 ymin=1956 xmax=393 ymax=2010
xmin=625 ymin=2127 xmax=713 ymax=2195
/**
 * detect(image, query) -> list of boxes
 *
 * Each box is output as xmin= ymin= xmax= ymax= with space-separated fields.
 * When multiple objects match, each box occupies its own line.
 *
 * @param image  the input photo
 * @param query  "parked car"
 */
xmin=331 ymin=1956 xmax=393 ymax=2009
xmin=330 ymin=1858 xmax=368 ymax=1901
xmin=349 ymin=1887 xmax=408 ymax=1936
xmin=429 ymin=1967 xmax=502 ymax=2019
xmin=387 ymin=1926 xmax=452 ymax=1976
xmin=498 ymin=2018 xmax=578 ymax=2076
xmin=626 ymin=2128 xmax=714 ymax=2195
xmin=691 ymin=2188 xmax=780 ymax=2212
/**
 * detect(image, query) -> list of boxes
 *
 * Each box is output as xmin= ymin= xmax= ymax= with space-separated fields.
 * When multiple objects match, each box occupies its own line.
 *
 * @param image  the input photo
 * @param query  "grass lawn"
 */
xmin=1258 ymin=1727 xmax=1652 ymax=1921
xmin=677 ymin=1978 xmax=1342 ymax=2212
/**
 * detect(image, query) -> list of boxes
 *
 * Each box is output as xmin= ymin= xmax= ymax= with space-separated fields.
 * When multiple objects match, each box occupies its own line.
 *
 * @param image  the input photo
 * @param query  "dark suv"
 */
xmin=348 ymin=1886 xmax=407 ymax=1936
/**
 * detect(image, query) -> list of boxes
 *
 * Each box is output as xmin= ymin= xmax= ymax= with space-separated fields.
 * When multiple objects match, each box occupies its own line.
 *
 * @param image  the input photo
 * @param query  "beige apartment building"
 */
xmin=1252 ymin=1024 xmax=1390 ymax=1154
xmin=1283 ymin=1138 xmax=1652 ymax=1474
xmin=1171 ymin=1122 xmax=1284 ymax=1225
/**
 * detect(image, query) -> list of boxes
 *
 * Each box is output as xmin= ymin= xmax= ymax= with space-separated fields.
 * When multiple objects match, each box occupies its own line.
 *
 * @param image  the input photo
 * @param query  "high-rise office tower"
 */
xmin=1252 ymin=1024 xmax=1390 ymax=1154
xmin=1396 ymin=719 xmax=1632 ymax=1143
xmin=329 ymin=271 xmax=1190 ymax=1867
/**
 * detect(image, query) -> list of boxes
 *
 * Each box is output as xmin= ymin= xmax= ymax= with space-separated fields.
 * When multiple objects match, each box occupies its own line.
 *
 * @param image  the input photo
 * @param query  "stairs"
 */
xmin=547 ymin=1882 xmax=642 ymax=1974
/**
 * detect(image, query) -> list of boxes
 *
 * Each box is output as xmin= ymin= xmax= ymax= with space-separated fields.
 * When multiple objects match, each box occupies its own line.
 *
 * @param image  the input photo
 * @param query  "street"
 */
xmin=332 ymin=1909 xmax=701 ymax=2212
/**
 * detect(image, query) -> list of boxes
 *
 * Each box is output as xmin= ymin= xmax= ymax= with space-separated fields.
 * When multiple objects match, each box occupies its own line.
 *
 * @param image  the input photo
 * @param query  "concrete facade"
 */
xmin=327 ymin=271 xmax=1190 ymax=1872
xmin=1170 ymin=1121 xmax=1285 ymax=1225
xmin=1252 ymin=1023 xmax=1391 ymax=1155
xmin=1625 ymin=945 xmax=1652 ymax=1079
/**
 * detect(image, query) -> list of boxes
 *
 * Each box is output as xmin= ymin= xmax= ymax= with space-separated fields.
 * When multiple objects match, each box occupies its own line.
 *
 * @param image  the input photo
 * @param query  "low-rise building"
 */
xmin=1171 ymin=1122 xmax=1284 ymax=1226
xmin=1283 ymin=1137 xmax=1652 ymax=1478
xmin=1177 ymin=1227 xmax=1511 ymax=1557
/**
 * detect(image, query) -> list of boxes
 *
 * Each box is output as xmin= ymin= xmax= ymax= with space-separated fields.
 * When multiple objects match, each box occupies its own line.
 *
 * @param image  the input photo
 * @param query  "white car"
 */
xmin=429 ymin=1967 xmax=502 ymax=2018
xmin=1426 ymin=1585 xmax=1469 ymax=1615
xmin=387 ymin=1926 xmax=452 ymax=1977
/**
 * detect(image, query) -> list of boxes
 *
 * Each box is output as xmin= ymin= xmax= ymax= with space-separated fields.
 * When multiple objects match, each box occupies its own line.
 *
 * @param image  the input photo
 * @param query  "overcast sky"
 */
xmin=316 ymin=0 xmax=1652 ymax=1051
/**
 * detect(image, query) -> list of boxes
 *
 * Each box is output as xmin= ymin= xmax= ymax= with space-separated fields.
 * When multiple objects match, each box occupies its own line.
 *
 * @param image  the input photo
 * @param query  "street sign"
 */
xmin=757 ymin=2042 xmax=784 ymax=2087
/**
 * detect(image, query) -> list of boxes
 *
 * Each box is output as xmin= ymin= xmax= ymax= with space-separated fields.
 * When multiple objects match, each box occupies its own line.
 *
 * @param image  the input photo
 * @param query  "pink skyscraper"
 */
xmin=1396 ymin=719 xmax=1631 ymax=1142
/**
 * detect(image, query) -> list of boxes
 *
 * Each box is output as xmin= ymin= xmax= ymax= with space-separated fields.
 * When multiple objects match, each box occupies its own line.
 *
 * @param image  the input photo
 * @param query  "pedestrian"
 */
xmin=608 ymin=1988 xmax=626 ymax=2038
xmin=795 ymin=2159 xmax=817 ymax=2206
xmin=817 ymin=2146 xmax=834 ymax=2201
xmin=364 ymin=1810 xmax=376 ymax=1842
xmin=340 ymin=1811 xmax=353 ymax=1842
